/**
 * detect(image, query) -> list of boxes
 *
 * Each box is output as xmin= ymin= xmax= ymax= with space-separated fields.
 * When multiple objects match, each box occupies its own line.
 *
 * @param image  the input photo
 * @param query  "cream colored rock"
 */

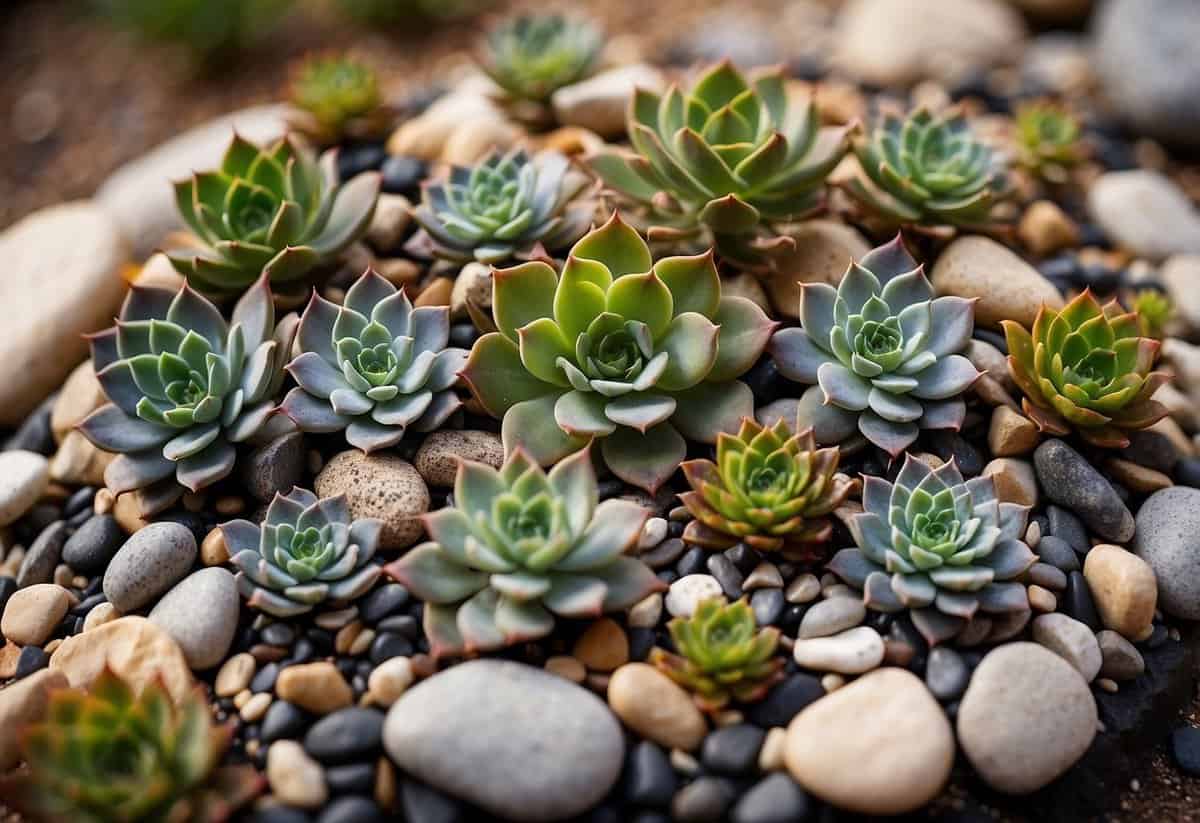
xmin=607 ymin=663 xmax=707 ymax=751
xmin=1032 ymin=613 xmax=1102 ymax=681
xmin=368 ymin=656 xmax=415 ymax=707
xmin=82 ymin=601 xmax=117 ymax=632
xmin=413 ymin=430 xmax=504 ymax=487
xmin=1 ymin=583 xmax=69 ymax=646
xmin=0 ymin=202 xmax=128 ymax=425
xmin=550 ymin=64 xmax=665 ymax=138
xmin=275 ymin=661 xmax=353 ymax=714
xmin=982 ymin=458 xmax=1038 ymax=507
xmin=366 ymin=194 xmax=413 ymax=252
xmin=0 ymin=669 xmax=68 ymax=770
xmin=931 ymin=235 xmax=1063 ymax=329
xmin=50 ymin=616 xmax=194 ymax=702
xmin=765 ymin=221 xmax=871 ymax=319
xmin=443 ymin=117 xmax=525 ymax=166
xmin=1083 ymin=544 xmax=1157 ymax=641
xmin=215 ymin=653 xmax=257 ymax=698
xmin=131 ymin=252 xmax=187 ymax=291
xmin=0 ymin=450 xmax=49 ymax=526
xmin=449 ymin=262 xmax=493 ymax=320
xmin=988 ymin=406 xmax=1040 ymax=457
xmin=50 ymin=430 xmax=115 ymax=487
xmin=387 ymin=93 xmax=507 ymax=161
xmin=268 ymin=741 xmax=328 ymax=808
xmin=785 ymin=667 xmax=953 ymax=815
xmin=315 ymin=451 xmax=430 ymax=550
xmin=1018 ymin=200 xmax=1081 ymax=257
xmin=1162 ymin=255 xmax=1200 ymax=333
xmin=1088 ymin=171 xmax=1200 ymax=261
xmin=50 ymin=360 xmax=107 ymax=443
xmin=792 ymin=626 xmax=884 ymax=674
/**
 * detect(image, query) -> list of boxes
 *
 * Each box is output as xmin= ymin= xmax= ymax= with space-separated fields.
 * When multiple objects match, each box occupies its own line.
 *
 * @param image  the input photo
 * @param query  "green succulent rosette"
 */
xmin=384 ymin=446 xmax=663 ymax=657
xmin=280 ymin=269 xmax=468 ymax=452
xmin=846 ymin=107 xmax=1009 ymax=229
xmin=650 ymin=597 xmax=784 ymax=714
xmin=588 ymin=60 xmax=852 ymax=270
xmin=769 ymin=236 xmax=980 ymax=456
xmin=1002 ymin=290 xmax=1168 ymax=449
xmin=288 ymin=53 xmax=388 ymax=143
xmin=829 ymin=455 xmax=1037 ymax=647
xmin=1014 ymin=101 xmax=1082 ymax=184
xmin=407 ymin=147 xmax=595 ymax=265
xmin=79 ymin=276 xmax=297 ymax=516
xmin=167 ymin=134 xmax=381 ymax=298
xmin=679 ymin=416 xmax=851 ymax=559
xmin=461 ymin=212 xmax=776 ymax=493
xmin=223 ymin=487 xmax=383 ymax=617
xmin=0 ymin=667 xmax=262 ymax=823
xmin=479 ymin=13 xmax=603 ymax=103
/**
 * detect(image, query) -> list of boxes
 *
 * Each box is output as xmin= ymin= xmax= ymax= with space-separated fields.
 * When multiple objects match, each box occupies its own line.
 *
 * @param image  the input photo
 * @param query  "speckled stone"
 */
xmin=413 ymin=430 xmax=503 ymax=487
xmin=1132 ymin=487 xmax=1200 ymax=620
xmin=102 ymin=522 xmax=197 ymax=613
xmin=315 ymin=450 xmax=429 ymax=550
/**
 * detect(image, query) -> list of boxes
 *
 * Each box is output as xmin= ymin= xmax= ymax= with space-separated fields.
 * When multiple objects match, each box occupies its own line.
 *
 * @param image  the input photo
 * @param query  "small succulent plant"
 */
xmin=1133 ymin=288 xmax=1172 ymax=340
xmin=223 ymin=488 xmax=382 ymax=617
xmin=167 ymin=134 xmax=381 ymax=298
xmin=479 ymin=13 xmax=603 ymax=103
xmin=462 ymin=212 xmax=775 ymax=492
xmin=281 ymin=269 xmax=467 ymax=452
xmin=1014 ymin=102 xmax=1082 ymax=184
xmin=384 ymin=446 xmax=663 ymax=657
xmin=769 ymin=236 xmax=980 ymax=456
xmin=0 ymin=667 xmax=262 ymax=823
xmin=829 ymin=456 xmax=1036 ymax=646
xmin=650 ymin=597 xmax=784 ymax=713
xmin=289 ymin=53 xmax=387 ymax=144
xmin=1002 ymin=290 xmax=1168 ymax=448
xmin=407 ymin=148 xmax=595 ymax=265
xmin=79 ymin=276 xmax=297 ymax=515
xmin=679 ymin=415 xmax=851 ymax=561
xmin=588 ymin=60 xmax=852 ymax=270
xmin=845 ymin=107 xmax=1008 ymax=230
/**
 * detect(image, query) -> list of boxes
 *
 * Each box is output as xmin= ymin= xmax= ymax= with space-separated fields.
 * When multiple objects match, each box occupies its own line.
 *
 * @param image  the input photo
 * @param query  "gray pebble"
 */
xmin=1034 ymin=440 xmax=1134 ymax=542
xmin=103 ymin=522 xmax=197 ymax=613
xmin=62 ymin=514 xmax=124 ymax=574
xmin=925 ymin=647 xmax=969 ymax=701
xmin=17 ymin=521 xmax=65 ymax=587
xmin=1133 ymin=486 xmax=1200 ymax=619
xmin=1046 ymin=505 xmax=1088 ymax=554
xmin=240 ymin=431 xmax=304 ymax=503
xmin=1097 ymin=630 xmax=1145 ymax=681
xmin=798 ymin=596 xmax=865 ymax=639
xmin=1035 ymin=535 xmax=1080 ymax=573
xmin=148 ymin=568 xmax=238 ymax=669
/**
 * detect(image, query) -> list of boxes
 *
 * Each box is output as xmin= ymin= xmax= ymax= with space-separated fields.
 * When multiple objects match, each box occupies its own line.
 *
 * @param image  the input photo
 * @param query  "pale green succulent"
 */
xmin=480 ymin=13 xmax=603 ymax=103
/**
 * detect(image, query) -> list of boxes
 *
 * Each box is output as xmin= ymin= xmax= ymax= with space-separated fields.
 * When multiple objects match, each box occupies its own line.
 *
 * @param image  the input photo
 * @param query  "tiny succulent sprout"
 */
xmin=384 ymin=446 xmax=664 ymax=658
xmin=0 ymin=667 xmax=262 ymax=823
xmin=650 ymin=596 xmax=784 ymax=714
xmin=769 ymin=235 xmax=981 ymax=457
xmin=78 ymin=276 xmax=297 ymax=516
xmin=828 ymin=455 xmax=1037 ymax=647
xmin=281 ymin=268 xmax=469 ymax=453
xmin=461 ymin=212 xmax=777 ymax=493
xmin=1133 ymin=288 xmax=1171 ymax=340
xmin=845 ymin=107 xmax=1009 ymax=230
xmin=479 ymin=13 xmax=604 ymax=103
xmin=1001 ymin=289 xmax=1169 ymax=448
xmin=588 ymin=60 xmax=852 ymax=270
xmin=406 ymin=147 xmax=596 ymax=265
xmin=288 ymin=52 xmax=387 ymax=144
xmin=223 ymin=488 xmax=383 ymax=617
xmin=679 ymin=415 xmax=851 ymax=563
xmin=1014 ymin=101 xmax=1082 ymax=184
xmin=167 ymin=134 xmax=381 ymax=298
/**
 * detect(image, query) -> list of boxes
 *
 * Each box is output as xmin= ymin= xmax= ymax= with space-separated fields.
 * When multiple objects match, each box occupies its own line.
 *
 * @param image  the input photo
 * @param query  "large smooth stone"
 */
xmin=50 ymin=616 xmax=194 ymax=702
xmin=1088 ymin=171 xmax=1200 ymax=261
xmin=148 ymin=568 xmax=239 ymax=669
xmin=931 ymin=235 xmax=1063 ymax=329
xmin=95 ymin=105 xmax=293 ymax=257
xmin=0 ymin=201 xmax=127 ymax=425
xmin=1033 ymin=439 xmax=1134 ymax=543
xmin=383 ymin=659 xmax=624 ymax=821
xmin=103 ymin=522 xmax=198 ymax=613
xmin=765 ymin=221 xmax=871 ymax=319
xmin=315 ymin=450 xmax=429 ymax=550
xmin=0 ymin=450 xmax=49 ymax=526
xmin=957 ymin=642 xmax=1097 ymax=794
xmin=1133 ymin=486 xmax=1200 ymax=620
xmin=784 ymin=667 xmax=953 ymax=815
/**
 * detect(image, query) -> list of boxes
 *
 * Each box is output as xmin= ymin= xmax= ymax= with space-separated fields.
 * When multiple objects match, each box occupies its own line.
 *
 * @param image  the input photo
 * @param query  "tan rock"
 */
xmin=608 ymin=663 xmax=707 ymax=751
xmin=931 ymin=235 xmax=1064 ymax=329
xmin=785 ymin=667 xmax=953 ymax=814
xmin=368 ymin=656 xmax=415 ymax=707
xmin=988 ymin=406 xmax=1041 ymax=457
xmin=112 ymin=490 xmax=151 ymax=533
xmin=131 ymin=252 xmax=187 ymax=291
xmin=50 ymin=360 xmax=108 ymax=443
xmin=1105 ymin=458 xmax=1172 ymax=494
xmin=387 ymin=93 xmax=507 ymax=161
xmin=765 ymin=221 xmax=871 ymax=319
xmin=414 ymin=277 xmax=453 ymax=308
xmin=550 ymin=64 xmax=665 ymax=138
xmin=0 ymin=669 xmax=68 ymax=769
xmin=573 ymin=618 xmax=630 ymax=672
xmin=1083 ymin=544 xmax=1157 ymax=641
xmin=315 ymin=451 xmax=430 ymax=550
xmin=201 ymin=527 xmax=231 ymax=566
xmin=49 ymin=430 xmax=115 ymax=487
xmin=0 ymin=643 xmax=19 ymax=678
xmin=1 ymin=583 xmax=70 ymax=646
xmin=1018 ymin=200 xmax=1081 ymax=257
xmin=268 ymin=740 xmax=328 ymax=808
xmin=449 ymin=261 xmax=492 ymax=320
xmin=982 ymin=458 xmax=1038 ymax=506
xmin=82 ymin=601 xmax=117 ymax=632
xmin=413 ymin=430 xmax=504 ymax=487
xmin=276 ymin=661 xmax=353 ymax=714
xmin=365 ymin=194 xmax=413 ymax=253
xmin=50 ymin=616 xmax=194 ymax=702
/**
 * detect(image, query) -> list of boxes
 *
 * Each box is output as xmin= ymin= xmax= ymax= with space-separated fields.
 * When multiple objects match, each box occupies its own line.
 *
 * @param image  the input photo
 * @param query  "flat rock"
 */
xmin=1133 ymin=486 xmax=1200 ymax=619
xmin=1088 ymin=171 xmax=1200 ymax=260
xmin=1033 ymin=439 xmax=1134 ymax=543
xmin=1 ymin=583 xmax=69 ymax=646
xmin=0 ymin=202 xmax=127 ymax=425
xmin=50 ymin=616 xmax=194 ymax=702
xmin=792 ymin=626 xmax=884 ymax=674
xmin=834 ymin=0 xmax=1025 ymax=86
xmin=957 ymin=642 xmax=1097 ymax=794
xmin=608 ymin=662 xmax=708 ymax=751
xmin=315 ymin=450 xmax=429 ymax=550
xmin=103 ymin=522 xmax=198 ymax=613
xmin=95 ymin=105 xmax=293 ymax=256
xmin=148 ymin=568 xmax=239 ymax=669
xmin=798 ymin=596 xmax=865 ymax=639
xmin=0 ymin=450 xmax=49 ymax=526
xmin=931 ymin=235 xmax=1063 ymax=329
xmin=384 ymin=659 xmax=625 ymax=821
xmin=0 ymin=669 xmax=67 ymax=770
xmin=784 ymin=667 xmax=953 ymax=815
xmin=1083 ymin=544 xmax=1157 ymax=640
xmin=413 ymin=430 xmax=504 ymax=487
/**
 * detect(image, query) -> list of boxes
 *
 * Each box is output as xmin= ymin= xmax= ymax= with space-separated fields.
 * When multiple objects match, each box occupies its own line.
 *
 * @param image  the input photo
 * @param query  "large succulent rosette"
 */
xmin=1002 ymin=290 xmax=1168 ymax=449
xmin=280 ymin=269 xmax=468 ymax=453
xmin=79 ymin=276 xmax=297 ymax=515
xmin=588 ymin=60 xmax=852 ymax=270
xmin=829 ymin=456 xmax=1036 ymax=646
xmin=769 ymin=236 xmax=980 ymax=456
xmin=385 ymin=447 xmax=663 ymax=657
xmin=462 ymin=212 xmax=775 ymax=492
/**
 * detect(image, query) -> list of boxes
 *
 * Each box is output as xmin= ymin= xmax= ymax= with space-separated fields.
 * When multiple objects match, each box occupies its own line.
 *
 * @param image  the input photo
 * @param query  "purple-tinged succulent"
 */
xmin=79 ymin=276 xmax=297 ymax=515
xmin=280 ymin=269 xmax=469 ymax=453
xmin=768 ymin=236 xmax=980 ymax=457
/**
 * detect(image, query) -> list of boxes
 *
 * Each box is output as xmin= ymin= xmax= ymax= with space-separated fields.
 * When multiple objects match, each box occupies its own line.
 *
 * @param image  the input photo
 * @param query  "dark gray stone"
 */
xmin=1035 ymin=535 xmax=1080 ymax=573
xmin=240 ymin=431 xmax=305 ymax=503
xmin=730 ymin=773 xmax=810 ymax=823
xmin=62 ymin=514 xmax=124 ymax=574
xmin=1033 ymin=440 xmax=1134 ymax=542
xmin=17 ymin=521 xmax=65 ymax=587
xmin=1047 ymin=505 xmax=1089 ymax=554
